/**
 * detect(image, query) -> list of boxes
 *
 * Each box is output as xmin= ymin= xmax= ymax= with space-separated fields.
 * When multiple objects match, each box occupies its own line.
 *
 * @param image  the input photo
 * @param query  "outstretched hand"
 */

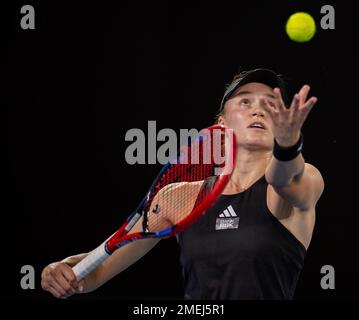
xmin=262 ymin=85 xmax=317 ymax=147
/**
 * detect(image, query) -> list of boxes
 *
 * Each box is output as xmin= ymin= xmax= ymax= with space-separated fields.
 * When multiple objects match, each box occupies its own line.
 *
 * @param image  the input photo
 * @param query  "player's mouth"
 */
xmin=247 ymin=121 xmax=267 ymax=130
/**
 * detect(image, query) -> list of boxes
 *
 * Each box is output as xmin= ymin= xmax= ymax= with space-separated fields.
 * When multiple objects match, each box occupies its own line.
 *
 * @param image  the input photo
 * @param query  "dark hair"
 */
xmin=215 ymin=68 xmax=288 ymax=122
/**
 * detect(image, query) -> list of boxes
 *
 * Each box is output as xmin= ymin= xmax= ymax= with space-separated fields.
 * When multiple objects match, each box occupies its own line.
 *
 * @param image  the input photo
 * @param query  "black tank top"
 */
xmin=178 ymin=176 xmax=306 ymax=300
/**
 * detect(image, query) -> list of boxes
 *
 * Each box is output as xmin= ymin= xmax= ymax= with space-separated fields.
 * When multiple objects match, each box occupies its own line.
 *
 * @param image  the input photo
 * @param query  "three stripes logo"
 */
xmin=215 ymin=205 xmax=240 ymax=230
xmin=219 ymin=205 xmax=237 ymax=218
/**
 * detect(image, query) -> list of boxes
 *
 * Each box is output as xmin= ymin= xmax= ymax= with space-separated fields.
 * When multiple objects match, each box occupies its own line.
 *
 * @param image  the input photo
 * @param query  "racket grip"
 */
xmin=72 ymin=244 xmax=110 ymax=281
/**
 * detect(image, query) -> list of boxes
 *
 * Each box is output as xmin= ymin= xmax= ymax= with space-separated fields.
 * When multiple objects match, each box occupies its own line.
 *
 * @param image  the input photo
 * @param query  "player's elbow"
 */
xmin=265 ymin=175 xmax=294 ymax=189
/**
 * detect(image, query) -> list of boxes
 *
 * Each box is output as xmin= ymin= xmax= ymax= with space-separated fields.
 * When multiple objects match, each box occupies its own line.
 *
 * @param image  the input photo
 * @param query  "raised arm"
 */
xmin=263 ymin=85 xmax=324 ymax=210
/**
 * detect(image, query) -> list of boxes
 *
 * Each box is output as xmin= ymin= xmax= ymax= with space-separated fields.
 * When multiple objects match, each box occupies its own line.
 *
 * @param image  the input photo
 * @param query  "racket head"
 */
xmin=107 ymin=125 xmax=236 ymax=252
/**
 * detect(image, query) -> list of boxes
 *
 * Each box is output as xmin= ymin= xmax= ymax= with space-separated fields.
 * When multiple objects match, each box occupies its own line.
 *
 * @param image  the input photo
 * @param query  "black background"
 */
xmin=2 ymin=0 xmax=359 ymax=309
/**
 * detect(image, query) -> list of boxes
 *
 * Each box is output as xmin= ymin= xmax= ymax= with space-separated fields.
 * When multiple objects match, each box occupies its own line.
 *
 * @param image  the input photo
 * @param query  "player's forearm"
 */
xmin=63 ymin=224 xmax=160 ymax=293
xmin=62 ymin=238 xmax=161 ymax=294
xmin=265 ymin=153 xmax=305 ymax=187
xmin=93 ymin=238 xmax=160 ymax=288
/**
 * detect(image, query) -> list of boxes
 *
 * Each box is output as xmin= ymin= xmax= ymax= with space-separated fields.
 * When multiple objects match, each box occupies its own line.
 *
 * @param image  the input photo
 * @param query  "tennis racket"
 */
xmin=72 ymin=125 xmax=236 ymax=280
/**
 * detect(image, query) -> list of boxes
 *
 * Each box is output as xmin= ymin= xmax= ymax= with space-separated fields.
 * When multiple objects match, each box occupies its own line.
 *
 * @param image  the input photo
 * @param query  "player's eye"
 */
xmin=239 ymin=98 xmax=251 ymax=107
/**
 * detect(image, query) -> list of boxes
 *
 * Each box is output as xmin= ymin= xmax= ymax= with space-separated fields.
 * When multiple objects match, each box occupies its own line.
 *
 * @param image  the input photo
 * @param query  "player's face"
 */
xmin=220 ymin=82 xmax=275 ymax=151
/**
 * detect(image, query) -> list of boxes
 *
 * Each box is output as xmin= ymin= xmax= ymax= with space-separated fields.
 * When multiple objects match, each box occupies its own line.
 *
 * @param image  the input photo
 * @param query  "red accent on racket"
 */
xmin=73 ymin=125 xmax=236 ymax=280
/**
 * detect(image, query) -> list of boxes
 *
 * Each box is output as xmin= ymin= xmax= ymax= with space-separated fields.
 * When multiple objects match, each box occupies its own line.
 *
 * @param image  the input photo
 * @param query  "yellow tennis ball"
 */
xmin=285 ymin=12 xmax=316 ymax=43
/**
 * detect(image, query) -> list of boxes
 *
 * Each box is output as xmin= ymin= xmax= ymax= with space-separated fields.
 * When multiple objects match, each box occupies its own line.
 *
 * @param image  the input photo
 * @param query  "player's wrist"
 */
xmin=273 ymin=133 xmax=303 ymax=161
xmin=62 ymin=253 xmax=88 ymax=267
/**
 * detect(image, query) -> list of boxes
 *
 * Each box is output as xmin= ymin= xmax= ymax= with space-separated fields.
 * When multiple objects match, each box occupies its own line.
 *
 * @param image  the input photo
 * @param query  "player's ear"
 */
xmin=216 ymin=114 xmax=225 ymax=125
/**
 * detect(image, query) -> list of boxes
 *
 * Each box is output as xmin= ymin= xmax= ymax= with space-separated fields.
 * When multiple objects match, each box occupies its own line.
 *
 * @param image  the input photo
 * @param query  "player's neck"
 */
xmin=224 ymin=149 xmax=271 ymax=194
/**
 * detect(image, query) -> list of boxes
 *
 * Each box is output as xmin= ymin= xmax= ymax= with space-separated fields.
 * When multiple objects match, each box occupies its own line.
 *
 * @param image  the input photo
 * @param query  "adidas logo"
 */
xmin=216 ymin=205 xmax=240 ymax=230
xmin=219 ymin=205 xmax=237 ymax=218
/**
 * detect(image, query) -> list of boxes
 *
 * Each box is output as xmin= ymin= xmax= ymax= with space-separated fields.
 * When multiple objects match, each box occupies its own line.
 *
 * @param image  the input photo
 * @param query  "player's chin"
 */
xmin=251 ymin=131 xmax=273 ymax=143
xmin=244 ymin=137 xmax=273 ymax=151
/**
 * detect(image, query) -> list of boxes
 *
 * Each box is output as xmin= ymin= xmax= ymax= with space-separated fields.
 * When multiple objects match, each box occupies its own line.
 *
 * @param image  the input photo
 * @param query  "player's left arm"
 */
xmin=263 ymin=85 xmax=324 ymax=211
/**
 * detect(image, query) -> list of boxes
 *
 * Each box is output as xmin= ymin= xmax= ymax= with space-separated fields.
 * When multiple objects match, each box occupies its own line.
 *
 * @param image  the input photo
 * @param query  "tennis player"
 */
xmin=41 ymin=68 xmax=324 ymax=299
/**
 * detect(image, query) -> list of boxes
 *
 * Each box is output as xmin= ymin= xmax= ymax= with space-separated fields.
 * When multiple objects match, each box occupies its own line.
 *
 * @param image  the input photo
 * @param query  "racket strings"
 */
xmin=145 ymin=169 xmax=215 ymax=232
xmin=143 ymin=129 xmax=226 ymax=233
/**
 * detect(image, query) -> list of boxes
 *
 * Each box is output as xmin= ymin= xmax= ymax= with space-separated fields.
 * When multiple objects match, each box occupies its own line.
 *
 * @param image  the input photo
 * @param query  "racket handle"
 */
xmin=72 ymin=244 xmax=110 ymax=281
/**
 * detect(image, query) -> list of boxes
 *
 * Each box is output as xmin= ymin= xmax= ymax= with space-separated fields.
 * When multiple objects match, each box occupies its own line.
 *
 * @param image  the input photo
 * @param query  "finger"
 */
xmin=298 ymin=85 xmax=311 ymax=106
xmin=47 ymin=284 xmax=62 ymax=298
xmin=55 ymin=273 xmax=76 ymax=294
xmin=76 ymin=279 xmax=85 ymax=293
xmin=61 ymin=266 xmax=79 ymax=289
xmin=261 ymin=99 xmax=276 ymax=129
xmin=261 ymin=98 xmax=277 ymax=117
xmin=49 ymin=280 xmax=67 ymax=297
xmin=300 ymin=96 xmax=317 ymax=112
xmin=299 ymin=97 xmax=317 ymax=122
xmin=290 ymin=93 xmax=300 ymax=111
xmin=48 ymin=269 xmax=74 ymax=295
xmin=273 ymin=88 xmax=287 ymax=110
